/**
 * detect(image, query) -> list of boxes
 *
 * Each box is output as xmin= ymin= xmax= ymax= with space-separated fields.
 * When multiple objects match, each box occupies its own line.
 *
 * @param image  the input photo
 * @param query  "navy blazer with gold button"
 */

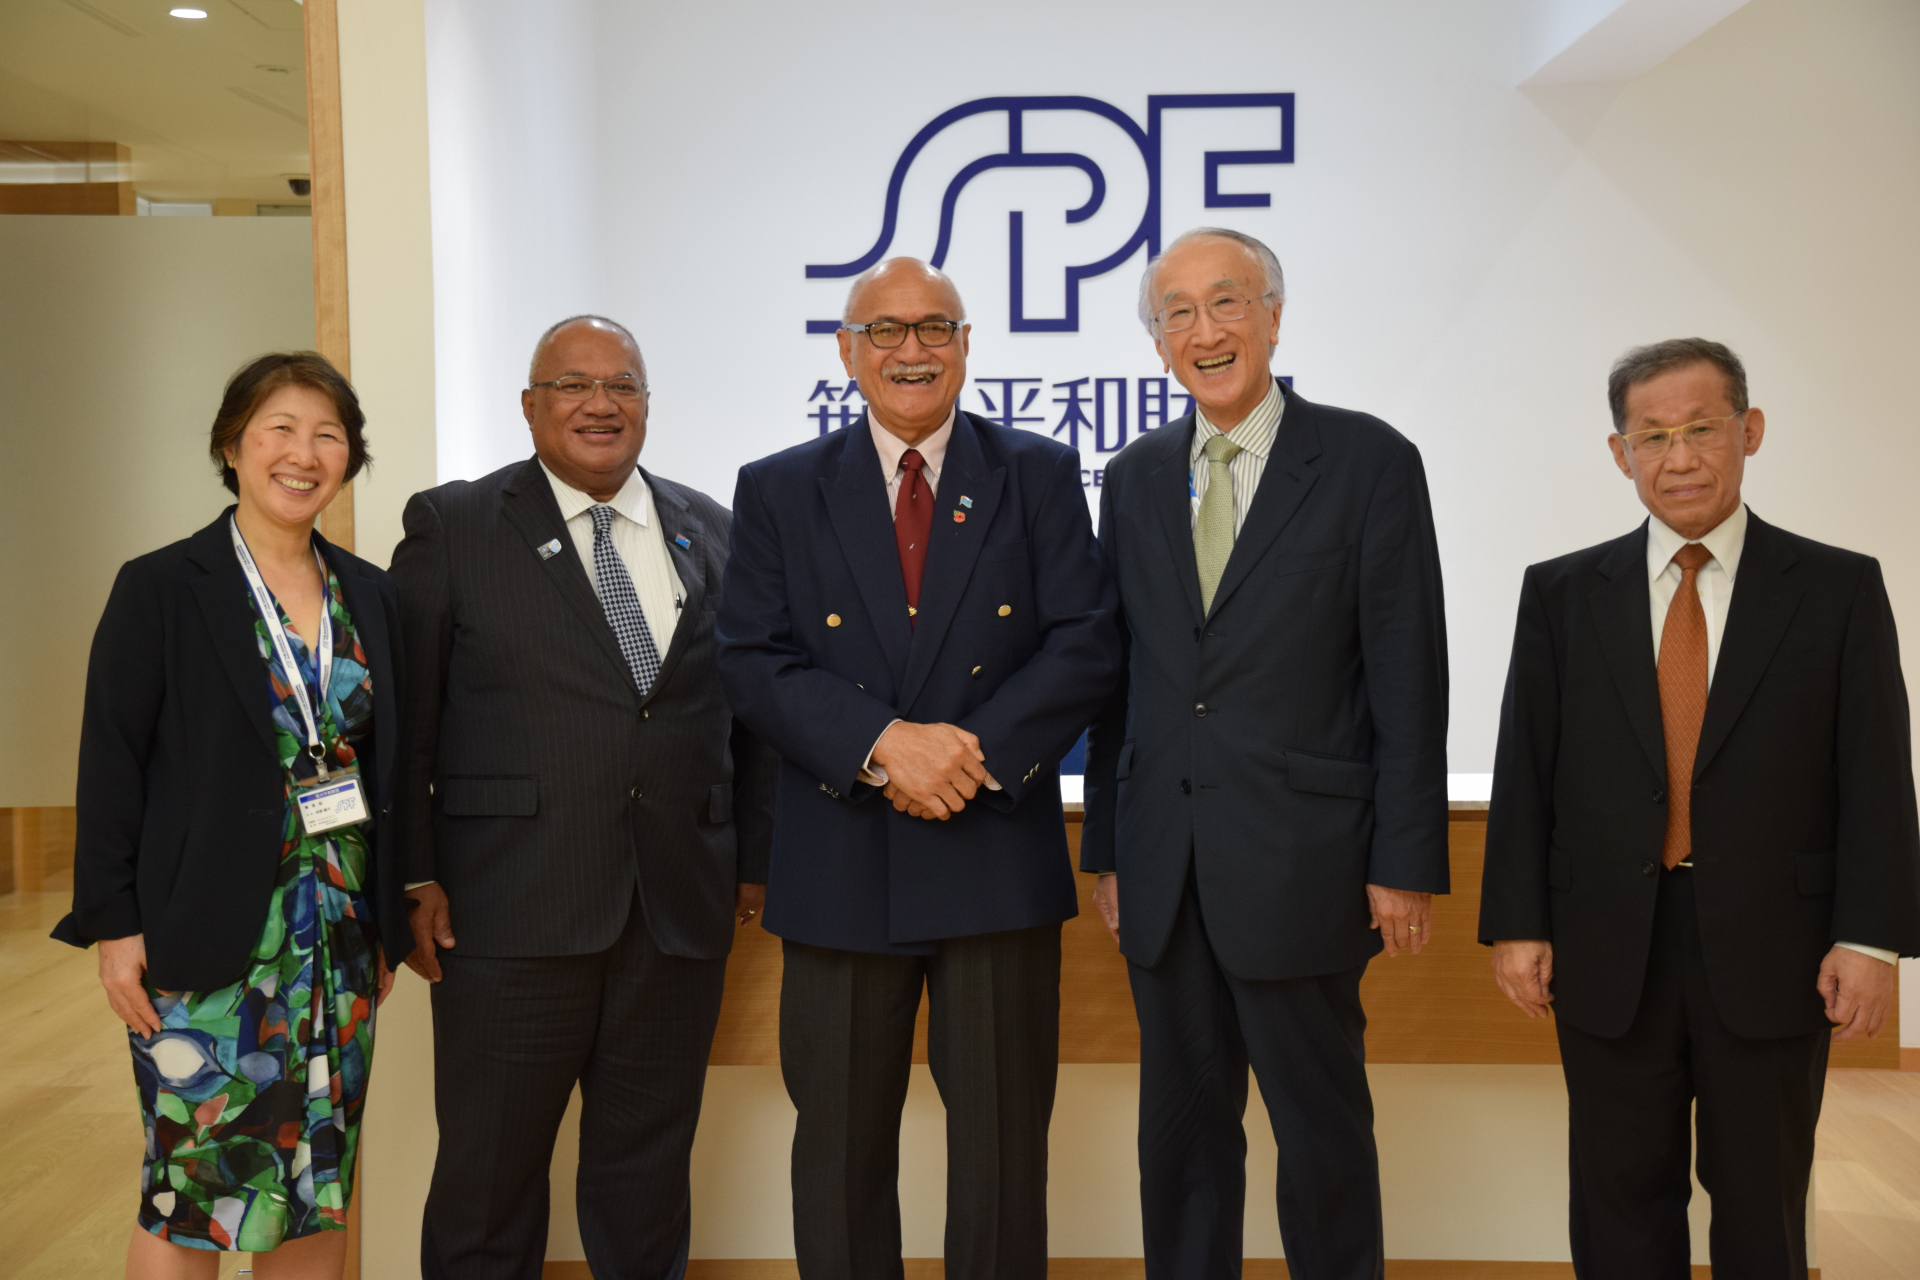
xmin=716 ymin=410 xmax=1122 ymax=954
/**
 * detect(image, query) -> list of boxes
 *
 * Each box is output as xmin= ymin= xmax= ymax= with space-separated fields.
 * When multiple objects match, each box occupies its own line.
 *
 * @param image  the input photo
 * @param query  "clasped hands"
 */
xmin=871 ymin=720 xmax=990 ymax=821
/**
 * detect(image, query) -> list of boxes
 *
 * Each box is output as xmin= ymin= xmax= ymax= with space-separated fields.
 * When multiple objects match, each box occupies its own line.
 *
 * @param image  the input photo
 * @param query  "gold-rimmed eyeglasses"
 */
xmin=1153 ymin=290 xmax=1274 ymax=333
xmin=529 ymin=374 xmax=647 ymax=401
xmin=1619 ymin=411 xmax=1747 ymax=460
xmin=843 ymin=320 xmax=964 ymax=349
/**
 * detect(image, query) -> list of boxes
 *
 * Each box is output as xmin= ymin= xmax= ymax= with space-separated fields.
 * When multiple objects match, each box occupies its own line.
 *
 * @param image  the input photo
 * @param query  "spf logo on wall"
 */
xmin=801 ymin=93 xmax=1293 ymax=488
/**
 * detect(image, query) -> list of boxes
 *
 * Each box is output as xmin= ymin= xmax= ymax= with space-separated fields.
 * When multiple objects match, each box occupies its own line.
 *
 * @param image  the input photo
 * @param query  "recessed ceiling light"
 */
xmin=169 ymin=7 xmax=208 ymax=17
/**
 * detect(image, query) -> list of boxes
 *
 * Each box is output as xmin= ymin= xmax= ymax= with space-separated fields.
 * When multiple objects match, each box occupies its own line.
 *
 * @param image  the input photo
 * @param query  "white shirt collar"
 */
xmin=1647 ymin=503 xmax=1747 ymax=582
xmin=1193 ymin=379 xmax=1285 ymax=461
xmin=869 ymin=405 xmax=956 ymax=481
xmin=539 ymin=457 xmax=652 ymax=528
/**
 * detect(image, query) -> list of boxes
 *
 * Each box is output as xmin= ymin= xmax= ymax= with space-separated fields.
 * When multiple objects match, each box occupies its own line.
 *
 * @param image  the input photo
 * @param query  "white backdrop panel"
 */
xmin=422 ymin=0 xmax=1920 ymax=773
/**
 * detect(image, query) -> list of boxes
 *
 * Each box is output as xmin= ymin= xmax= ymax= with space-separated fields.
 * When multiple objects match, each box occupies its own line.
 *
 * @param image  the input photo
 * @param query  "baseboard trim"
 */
xmin=1903 ymin=1046 xmax=1920 ymax=1072
xmin=542 ymin=1263 xmax=1807 ymax=1278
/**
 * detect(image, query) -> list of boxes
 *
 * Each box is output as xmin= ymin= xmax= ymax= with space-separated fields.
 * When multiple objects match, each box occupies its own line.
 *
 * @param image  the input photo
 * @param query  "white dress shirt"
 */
xmin=1190 ymin=379 xmax=1284 ymax=534
xmin=541 ymin=459 xmax=685 ymax=653
xmin=858 ymin=406 xmax=998 ymax=791
xmin=1647 ymin=504 xmax=1894 ymax=966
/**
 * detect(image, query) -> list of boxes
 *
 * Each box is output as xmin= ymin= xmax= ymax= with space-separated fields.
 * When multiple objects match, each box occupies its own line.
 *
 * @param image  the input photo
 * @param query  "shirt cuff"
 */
xmin=404 ymin=880 xmax=437 ymax=891
xmin=857 ymin=720 xmax=905 ymax=786
xmin=1836 ymin=941 xmax=1900 ymax=966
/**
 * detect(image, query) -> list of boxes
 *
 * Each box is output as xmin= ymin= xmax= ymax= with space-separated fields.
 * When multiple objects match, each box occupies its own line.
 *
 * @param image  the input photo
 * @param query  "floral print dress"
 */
xmin=130 ymin=567 xmax=379 ymax=1251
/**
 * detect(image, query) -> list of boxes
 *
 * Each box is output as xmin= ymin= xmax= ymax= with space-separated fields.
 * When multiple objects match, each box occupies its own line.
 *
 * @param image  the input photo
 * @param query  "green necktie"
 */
xmin=1195 ymin=432 xmax=1244 ymax=614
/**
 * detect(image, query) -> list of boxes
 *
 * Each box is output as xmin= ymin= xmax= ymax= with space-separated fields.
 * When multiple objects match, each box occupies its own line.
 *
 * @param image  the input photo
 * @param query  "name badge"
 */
xmin=296 ymin=773 xmax=370 ymax=835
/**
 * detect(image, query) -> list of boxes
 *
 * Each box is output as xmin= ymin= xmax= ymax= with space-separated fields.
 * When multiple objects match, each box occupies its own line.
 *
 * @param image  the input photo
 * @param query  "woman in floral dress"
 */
xmin=57 ymin=352 xmax=411 ymax=1279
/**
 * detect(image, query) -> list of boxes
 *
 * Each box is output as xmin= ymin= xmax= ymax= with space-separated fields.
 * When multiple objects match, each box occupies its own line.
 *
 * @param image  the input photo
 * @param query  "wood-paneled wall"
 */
xmin=0 ymin=807 xmax=77 ymax=895
xmin=0 ymin=141 xmax=133 ymax=215
xmin=709 ymin=812 xmax=1899 ymax=1070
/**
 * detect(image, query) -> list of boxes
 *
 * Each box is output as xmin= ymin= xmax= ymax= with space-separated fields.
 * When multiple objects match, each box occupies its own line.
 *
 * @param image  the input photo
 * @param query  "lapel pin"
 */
xmin=959 ymin=495 xmax=973 ymax=508
xmin=537 ymin=538 xmax=563 ymax=560
xmin=953 ymin=511 xmax=967 ymax=523
xmin=674 ymin=534 xmax=692 ymax=549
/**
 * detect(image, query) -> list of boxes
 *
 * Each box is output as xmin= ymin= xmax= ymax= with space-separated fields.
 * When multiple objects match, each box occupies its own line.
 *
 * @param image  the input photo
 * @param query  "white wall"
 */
xmin=0 ymin=215 xmax=314 ymax=808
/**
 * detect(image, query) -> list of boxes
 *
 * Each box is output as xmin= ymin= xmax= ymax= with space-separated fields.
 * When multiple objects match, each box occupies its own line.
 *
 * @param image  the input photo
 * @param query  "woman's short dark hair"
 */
xmin=209 ymin=351 xmax=369 ymax=495
xmin=1606 ymin=338 xmax=1748 ymax=432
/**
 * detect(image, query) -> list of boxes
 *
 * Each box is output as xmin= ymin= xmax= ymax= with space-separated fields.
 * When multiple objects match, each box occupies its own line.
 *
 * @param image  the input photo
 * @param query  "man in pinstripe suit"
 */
xmin=391 ymin=316 xmax=777 ymax=1280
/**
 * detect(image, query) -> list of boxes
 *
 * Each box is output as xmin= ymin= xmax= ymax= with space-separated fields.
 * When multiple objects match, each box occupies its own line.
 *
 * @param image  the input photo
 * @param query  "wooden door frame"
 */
xmin=305 ymin=0 xmax=354 ymax=554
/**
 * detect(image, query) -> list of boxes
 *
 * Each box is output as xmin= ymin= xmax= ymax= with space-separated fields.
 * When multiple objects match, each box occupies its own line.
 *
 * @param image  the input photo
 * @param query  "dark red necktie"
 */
xmin=894 ymin=449 xmax=933 ymax=628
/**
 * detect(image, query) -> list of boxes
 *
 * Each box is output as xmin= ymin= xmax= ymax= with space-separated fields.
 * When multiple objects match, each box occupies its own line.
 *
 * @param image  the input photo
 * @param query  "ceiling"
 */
xmin=0 ymin=0 xmax=311 ymax=205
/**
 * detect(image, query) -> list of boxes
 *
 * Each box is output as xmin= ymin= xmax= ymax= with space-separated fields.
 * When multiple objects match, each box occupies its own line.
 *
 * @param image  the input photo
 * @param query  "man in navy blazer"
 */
xmin=717 ymin=258 xmax=1121 ymax=1279
xmin=1082 ymin=229 xmax=1450 ymax=1280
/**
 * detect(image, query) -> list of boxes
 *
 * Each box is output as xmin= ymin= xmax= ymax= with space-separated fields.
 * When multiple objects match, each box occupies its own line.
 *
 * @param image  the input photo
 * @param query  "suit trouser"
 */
xmin=780 ymin=923 xmax=1062 ymax=1280
xmin=421 ymin=892 xmax=727 ymax=1280
xmin=1556 ymin=866 xmax=1829 ymax=1280
xmin=1128 ymin=874 xmax=1384 ymax=1280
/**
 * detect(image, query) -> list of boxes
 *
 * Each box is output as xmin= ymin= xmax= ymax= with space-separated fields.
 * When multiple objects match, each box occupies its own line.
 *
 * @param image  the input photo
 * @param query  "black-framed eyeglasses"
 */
xmin=843 ymin=320 xmax=964 ymax=349
xmin=1152 ymin=291 xmax=1274 ymax=333
xmin=529 ymin=374 xmax=647 ymax=401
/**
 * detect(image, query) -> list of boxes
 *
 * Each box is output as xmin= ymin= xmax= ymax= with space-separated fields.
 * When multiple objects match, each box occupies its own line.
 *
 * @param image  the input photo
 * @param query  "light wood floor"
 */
xmin=4 ymin=885 xmax=1916 ymax=1279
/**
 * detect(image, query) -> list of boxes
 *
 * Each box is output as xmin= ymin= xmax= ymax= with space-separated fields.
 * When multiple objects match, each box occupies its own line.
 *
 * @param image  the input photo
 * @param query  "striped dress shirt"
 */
xmin=1189 ymin=379 xmax=1285 ymax=535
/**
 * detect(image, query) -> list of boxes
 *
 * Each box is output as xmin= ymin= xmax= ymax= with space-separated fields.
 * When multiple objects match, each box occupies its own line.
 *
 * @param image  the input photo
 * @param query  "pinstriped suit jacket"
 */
xmin=389 ymin=456 xmax=776 ymax=961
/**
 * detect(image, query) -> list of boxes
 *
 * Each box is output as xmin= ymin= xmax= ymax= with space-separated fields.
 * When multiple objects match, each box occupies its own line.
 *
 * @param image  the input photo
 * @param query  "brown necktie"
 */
xmin=1658 ymin=543 xmax=1714 ymax=869
xmin=894 ymin=449 xmax=933 ymax=628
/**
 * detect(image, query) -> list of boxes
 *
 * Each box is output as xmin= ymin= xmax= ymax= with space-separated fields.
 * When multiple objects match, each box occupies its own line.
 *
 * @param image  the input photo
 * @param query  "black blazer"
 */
xmin=55 ymin=510 xmax=410 ymax=991
xmin=1479 ymin=513 xmax=1920 ymax=1039
xmin=1082 ymin=383 xmax=1451 ymax=981
xmin=388 ymin=457 xmax=776 ymax=962
xmin=716 ymin=411 xmax=1122 ymax=953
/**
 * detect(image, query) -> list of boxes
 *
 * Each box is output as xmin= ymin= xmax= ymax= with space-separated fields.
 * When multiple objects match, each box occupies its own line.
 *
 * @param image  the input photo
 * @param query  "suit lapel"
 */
xmin=1148 ymin=416 xmax=1204 ymax=625
xmin=184 ymin=513 xmax=282 ymax=759
xmin=822 ymin=415 xmax=912 ymax=686
xmin=643 ymin=469 xmax=706 ymax=700
xmin=898 ymin=413 xmax=1005 ymax=712
xmin=1206 ymin=383 xmax=1321 ymax=619
xmin=1694 ymin=513 xmax=1803 ymax=780
xmin=1586 ymin=524 xmax=1666 ymax=783
xmin=499 ymin=457 xmax=635 ymax=698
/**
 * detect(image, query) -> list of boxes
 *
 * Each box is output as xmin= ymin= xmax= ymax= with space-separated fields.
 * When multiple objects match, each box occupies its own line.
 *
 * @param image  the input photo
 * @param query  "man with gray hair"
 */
xmin=392 ymin=315 xmax=777 ymax=1279
xmin=1082 ymin=228 xmax=1450 ymax=1278
xmin=1481 ymin=337 xmax=1920 ymax=1276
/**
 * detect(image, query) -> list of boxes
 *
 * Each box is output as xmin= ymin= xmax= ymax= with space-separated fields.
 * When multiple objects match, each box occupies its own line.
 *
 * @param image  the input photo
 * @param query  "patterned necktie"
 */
xmin=589 ymin=505 xmax=663 ymax=697
xmin=894 ymin=448 xmax=933 ymax=628
xmin=1657 ymin=543 xmax=1714 ymax=869
xmin=1195 ymin=433 xmax=1244 ymax=614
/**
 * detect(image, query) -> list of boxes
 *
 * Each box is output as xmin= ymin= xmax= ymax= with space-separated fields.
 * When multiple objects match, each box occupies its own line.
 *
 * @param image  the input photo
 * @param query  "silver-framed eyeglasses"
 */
xmin=529 ymin=374 xmax=647 ymax=401
xmin=842 ymin=320 xmax=964 ymax=349
xmin=1619 ymin=411 xmax=1747 ymax=460
xmin=1153 ymin=290 xmax=1274 ymax=333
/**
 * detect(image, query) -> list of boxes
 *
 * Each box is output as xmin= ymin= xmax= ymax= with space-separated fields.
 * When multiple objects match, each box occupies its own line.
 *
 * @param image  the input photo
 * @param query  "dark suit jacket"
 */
xmin=55 ymin=509 xmax=410 ymax=991
xmin=1480 ymin=512 xmax=1920 ymax=1039
xmin=715 ymin=410 xmax=1122 ymax=953
xmin=1081 ymin=382 xmax=1451 ymax=981
xmin=388 ymin=457 xmax=776 ymax=962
